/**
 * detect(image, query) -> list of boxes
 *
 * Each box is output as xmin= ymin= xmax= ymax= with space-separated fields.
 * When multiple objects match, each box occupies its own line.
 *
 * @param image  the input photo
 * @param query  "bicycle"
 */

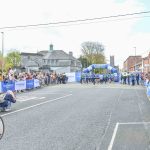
xmin=0 ymin=116 xmax=4 ymax=140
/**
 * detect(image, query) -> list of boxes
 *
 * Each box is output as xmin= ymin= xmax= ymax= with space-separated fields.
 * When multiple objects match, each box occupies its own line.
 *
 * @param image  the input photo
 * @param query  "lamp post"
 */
xmin=1 ymin=32 xmax=4 ymax=75
xmin=134 ymin=47 xmax=136 ymax=71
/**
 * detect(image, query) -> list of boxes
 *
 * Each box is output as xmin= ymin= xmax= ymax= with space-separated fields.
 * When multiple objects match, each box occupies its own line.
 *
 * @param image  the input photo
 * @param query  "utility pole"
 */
xmin=134 ymin=47 xmax=136 ymax=71
xmin=1 ymin=32 xmax=4 ymax=75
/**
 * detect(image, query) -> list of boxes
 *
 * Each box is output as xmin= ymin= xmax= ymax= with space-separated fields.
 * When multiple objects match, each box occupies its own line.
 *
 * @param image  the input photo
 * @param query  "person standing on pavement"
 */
xmin=103 ymin=74 xmax=107 ymax=84
xmin=140 ymin=73 xmax=144 ymax=85
xmin=131 ymin=74 xmax=135 ymax=86
xmin=136 ymin=73 xmax=140 ymax=85
xmin=91 ymin=73 xmax=95 ymax=85
xmin=123 ymin=75 xmax=127 ymax=84
xmin=127 ymin=73 xmax=130 ymax=85
xmin=85 ymin=74 xmax=89 ymax=84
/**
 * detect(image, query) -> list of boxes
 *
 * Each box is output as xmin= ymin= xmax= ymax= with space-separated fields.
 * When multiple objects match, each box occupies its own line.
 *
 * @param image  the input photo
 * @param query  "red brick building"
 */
xmin=123 ymin=56 xmax=142 ymax=72
xmin=123 ymin=52 xmax=150 ymax=74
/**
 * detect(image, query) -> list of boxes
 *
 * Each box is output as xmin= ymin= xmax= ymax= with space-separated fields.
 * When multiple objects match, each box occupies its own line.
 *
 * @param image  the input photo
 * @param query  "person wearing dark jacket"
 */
xmin=131 ymin=74 xmax=135 ymax=86
xmin=136 ymin=73 xmax=140 ymax=85
xmin=0 ymin=90 xmax=16 ymax=111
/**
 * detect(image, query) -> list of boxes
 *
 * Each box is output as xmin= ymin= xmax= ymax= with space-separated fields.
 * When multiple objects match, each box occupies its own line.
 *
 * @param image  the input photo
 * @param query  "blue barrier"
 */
xmin=0 ymin=79 xmax=40 ymax=93
xmin=26 ymin=80 xmax=34 ymax=89
xmin=75 ymin=72 xmax=81 ymax=82
xmin=1 ymin=81 xmax=15 ymax=92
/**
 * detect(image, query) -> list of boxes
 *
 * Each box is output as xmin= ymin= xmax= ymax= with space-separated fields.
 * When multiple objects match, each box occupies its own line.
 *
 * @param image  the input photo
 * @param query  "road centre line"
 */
xmin=1 ymin=94 xmax=72 ymax=117
xmin=108 ymin=122 xmax=119 ymax=150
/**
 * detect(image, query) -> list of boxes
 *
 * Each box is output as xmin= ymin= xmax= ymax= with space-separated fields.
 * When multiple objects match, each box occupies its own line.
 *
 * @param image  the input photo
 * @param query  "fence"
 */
xmin=0 ymin=79 xmax=40 ymax=93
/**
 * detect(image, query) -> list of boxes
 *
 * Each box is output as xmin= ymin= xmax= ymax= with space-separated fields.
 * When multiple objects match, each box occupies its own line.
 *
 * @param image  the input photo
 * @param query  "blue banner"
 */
xmin=34 ymin=79 xmax=40 ymax=87
xmin=15 ymin=81 xmax=26 ymax=90
xmin=0 ymin=82 xmax=2 ymax=93
xmin=75 ymin=71 xmax=81 ymax=82
xmin=26 ymin=80 xmax=34 ymax=89
xmin=1 ymin=81 xmax=15 ymax=92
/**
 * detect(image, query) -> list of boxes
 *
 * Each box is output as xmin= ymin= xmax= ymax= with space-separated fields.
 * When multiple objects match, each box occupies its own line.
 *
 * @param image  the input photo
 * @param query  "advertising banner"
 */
xmin=26 ymin=80 xmax=34 ymax=89
xmin=1 ymin=81 xmax=15 ymax=92
xmin=0 ymin=82 xmax=2 ymax=93
xmin=15 ymin=81 xmax=26 ymax=90
xmin=75 ymin=72 xmax=81 ymax=82
xmin=34 ymin=79 xmax=40 ymax=87
xmin=66 ymin=72 xmax=76 ymax=82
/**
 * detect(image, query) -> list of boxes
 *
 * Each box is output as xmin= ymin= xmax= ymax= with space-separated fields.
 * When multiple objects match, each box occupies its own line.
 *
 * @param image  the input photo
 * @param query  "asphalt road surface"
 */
xmin=0 ymin=83 xmax=150 ymax=150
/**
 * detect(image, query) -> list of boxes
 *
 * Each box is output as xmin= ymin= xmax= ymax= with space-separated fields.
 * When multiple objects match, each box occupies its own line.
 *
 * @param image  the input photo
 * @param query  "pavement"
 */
xmin=0 ymin=83 xmax=149 ymax=150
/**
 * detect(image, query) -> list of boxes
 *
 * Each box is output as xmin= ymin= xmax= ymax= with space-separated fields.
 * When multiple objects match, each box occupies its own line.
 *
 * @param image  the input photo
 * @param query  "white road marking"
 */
xmin=108 ymin=121 xmax=150 ymax=150
xmin=1 ymin=94 xmax=72 ymax=117
xmin=108 ymin=122 xmax=119 ymax=150
xmin=17 ymin=97 xmax=46 ymax=102
xmin=17 ymin=97 xmax=37 ymax=102
xmin=38 ymin=97 xmax=46 ymax=100
xmin=119 ymin=122 xmax=150 ymax=125
xmin=97 ymin=90 xmax=124 ymax=150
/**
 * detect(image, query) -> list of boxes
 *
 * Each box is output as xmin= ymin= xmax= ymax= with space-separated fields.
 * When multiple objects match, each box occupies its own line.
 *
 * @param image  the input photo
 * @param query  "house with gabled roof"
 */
xmin=21 ymin=44 xmax=82 ymax=73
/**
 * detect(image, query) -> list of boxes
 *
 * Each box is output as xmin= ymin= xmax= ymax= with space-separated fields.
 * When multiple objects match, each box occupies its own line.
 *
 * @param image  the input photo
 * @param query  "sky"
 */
xmin=0 ymin=0 xmax=150 ymax=68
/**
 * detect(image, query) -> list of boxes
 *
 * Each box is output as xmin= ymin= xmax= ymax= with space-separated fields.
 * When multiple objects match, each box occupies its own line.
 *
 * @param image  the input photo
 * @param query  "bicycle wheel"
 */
xmin=0 ymin=116 xmax=4 ymax=140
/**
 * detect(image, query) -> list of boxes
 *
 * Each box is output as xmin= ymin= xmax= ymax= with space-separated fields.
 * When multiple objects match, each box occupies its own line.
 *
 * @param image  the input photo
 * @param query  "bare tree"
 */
xmin=81 ymin=41 xmax=105 ymax=64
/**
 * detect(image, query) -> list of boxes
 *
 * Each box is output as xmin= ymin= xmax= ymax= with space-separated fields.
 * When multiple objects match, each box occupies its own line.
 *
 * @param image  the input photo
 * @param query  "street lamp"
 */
xmin=1 ymin=32 xmax=4 ymax=75
xmin=134 ymin=47 xmax=136 ymax=71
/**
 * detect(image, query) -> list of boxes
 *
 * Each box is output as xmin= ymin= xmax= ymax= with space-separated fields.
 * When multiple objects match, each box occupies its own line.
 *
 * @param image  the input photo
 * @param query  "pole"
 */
xmin=141 ymin=58 xmax=144 ymax=73
xmin=1 ymin=32 xmax=4 ymax=75
xmin=134 ymin=47 xmax=136 ymax=71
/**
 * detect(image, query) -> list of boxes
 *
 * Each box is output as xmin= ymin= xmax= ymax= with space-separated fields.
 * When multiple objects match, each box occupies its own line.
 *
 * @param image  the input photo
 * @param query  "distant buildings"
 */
xmin=110 ymin=56 xmax=115 ymax=67
xmin=123 ymin=56 xmax=142 ymax=72
xmin=123 ymin=52 xmax=150 ymax=74
xmin=21 ymin=44 xmax=82 ymax=73
xmin=109 ymin=55 xmax=119 ymax=72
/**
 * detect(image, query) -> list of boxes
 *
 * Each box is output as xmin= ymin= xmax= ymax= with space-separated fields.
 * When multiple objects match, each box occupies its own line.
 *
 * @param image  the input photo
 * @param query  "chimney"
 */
xmin=49 ymin=44 xmax=53 ymax=52
xmin=69 ymin=51 xmax=73 ymax=57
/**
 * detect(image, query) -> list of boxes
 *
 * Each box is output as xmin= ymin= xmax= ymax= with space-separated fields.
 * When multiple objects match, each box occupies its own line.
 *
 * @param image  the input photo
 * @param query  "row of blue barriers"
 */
xmin=0 ymin=79 xmax=40 ymax=93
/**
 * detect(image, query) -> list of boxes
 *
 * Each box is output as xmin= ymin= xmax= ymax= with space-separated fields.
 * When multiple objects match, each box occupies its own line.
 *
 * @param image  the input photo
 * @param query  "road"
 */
xmin=0 ymin=83 xmax=150 ymax=150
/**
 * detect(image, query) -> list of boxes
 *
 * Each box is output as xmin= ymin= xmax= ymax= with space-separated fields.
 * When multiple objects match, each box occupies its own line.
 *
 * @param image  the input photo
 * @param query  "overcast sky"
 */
xmin=0 ymin=0 xmax=150 ymax=68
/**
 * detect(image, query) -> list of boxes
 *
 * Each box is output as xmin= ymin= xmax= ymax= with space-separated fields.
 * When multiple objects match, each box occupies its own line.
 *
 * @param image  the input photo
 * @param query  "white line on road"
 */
xmin=17 ymin=97 xmax=37 ymax=102
xmin=1 ymin=94 xmax=72 ymax=117
xmin=18 ymin=97 xmax=46 ymax=102
xmin=108 ymin=122 xmax=119 ymax=150
xmin=38 ymin=97 xmax=46 ymax=100
xmin=119 ymin=122 xmax=150 ymax=125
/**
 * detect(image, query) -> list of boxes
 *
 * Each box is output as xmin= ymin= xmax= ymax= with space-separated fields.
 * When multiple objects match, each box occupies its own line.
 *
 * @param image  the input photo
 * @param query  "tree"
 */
xmin=81 ymin=41 xmax=106 ymax=65
xmin=0 ymin=52 xmax=5 ymax=73
xmin=78 ymin=55 xmax=89 ymax=68
xmin=6 ymin=51 xmax=21 ymax=68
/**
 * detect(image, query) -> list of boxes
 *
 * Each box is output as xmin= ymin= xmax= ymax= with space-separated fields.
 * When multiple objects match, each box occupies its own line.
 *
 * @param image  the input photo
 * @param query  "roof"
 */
xmin=21 ymin=52 xmax=43 ymax=56
xmin=37 ymin=50 xmax=49 ymax=56
xmin=124 ymin=55 xmax=142 ymax=63
xmin=43 ymin=50 xmax=75 ymax=60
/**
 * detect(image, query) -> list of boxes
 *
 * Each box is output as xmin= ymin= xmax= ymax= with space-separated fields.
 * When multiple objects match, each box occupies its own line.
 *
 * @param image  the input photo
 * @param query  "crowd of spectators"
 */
xmin=120 ymin=72 xmax=146 ymax=86
xmin=0 ymin=68 xmax=68 ymax=86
